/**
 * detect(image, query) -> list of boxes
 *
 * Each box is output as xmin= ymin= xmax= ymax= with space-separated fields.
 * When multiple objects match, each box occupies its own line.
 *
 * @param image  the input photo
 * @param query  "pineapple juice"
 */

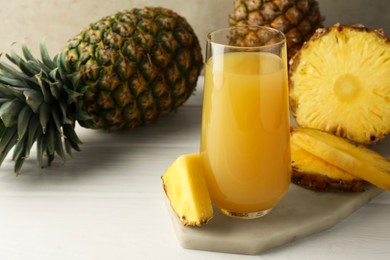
xmin=200 ymin=52 xmax=291 ymax=214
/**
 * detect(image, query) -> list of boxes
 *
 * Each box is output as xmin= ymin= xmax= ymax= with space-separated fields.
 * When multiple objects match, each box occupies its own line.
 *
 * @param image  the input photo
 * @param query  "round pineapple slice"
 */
xmin=289 ymin=24 xmax=390 ymax=144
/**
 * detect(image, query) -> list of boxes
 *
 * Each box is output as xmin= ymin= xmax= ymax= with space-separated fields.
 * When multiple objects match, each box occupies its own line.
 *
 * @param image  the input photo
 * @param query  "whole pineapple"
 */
xmin=289 ymin=24 xmax=390 ymax=144
xmin=0 ymin=7 xmax=203 ymax=173
xmin=229 ymin=0 xmax=323 ymax=60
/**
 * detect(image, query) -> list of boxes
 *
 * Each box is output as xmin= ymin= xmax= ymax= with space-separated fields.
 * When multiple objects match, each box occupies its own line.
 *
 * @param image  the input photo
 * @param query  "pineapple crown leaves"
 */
xmin=0 ymin=42 xmax=85 ymax=174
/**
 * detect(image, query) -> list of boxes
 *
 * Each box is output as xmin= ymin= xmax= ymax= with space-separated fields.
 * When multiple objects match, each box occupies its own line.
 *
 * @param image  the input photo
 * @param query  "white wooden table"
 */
xmin=0 ymin=0 xmax=389 ymax=258
xmin=0 ymin=76 xmax=389 ymax=260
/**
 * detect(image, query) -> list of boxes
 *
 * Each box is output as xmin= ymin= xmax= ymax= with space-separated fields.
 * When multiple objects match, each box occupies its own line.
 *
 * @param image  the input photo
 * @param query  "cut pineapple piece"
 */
xmin=162 ymin=153 xmax=213 ymax=226
xmin=289 ymin=24 xmax=390 ymax=144
xmin=292 ymin=128 xmax=390 ymax=190
xmin=291 ymin=133 xmax=364 ymax=191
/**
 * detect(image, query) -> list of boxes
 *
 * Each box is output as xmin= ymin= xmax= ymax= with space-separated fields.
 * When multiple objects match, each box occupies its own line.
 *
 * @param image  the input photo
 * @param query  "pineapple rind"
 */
xmin=291 ymin=134 xmax=364 ymax=192
xmin=290 ymin=24 xmax=390 ymax=144
xmin=64 ymin=7 xmax=204 ymax=131
xmin=293 ymin=128 xmax=390 ymax=190
xmin=162 ymin=153 xmax=213 ymax=227
xmin=229 ymin=0 xmax=323 ymax=60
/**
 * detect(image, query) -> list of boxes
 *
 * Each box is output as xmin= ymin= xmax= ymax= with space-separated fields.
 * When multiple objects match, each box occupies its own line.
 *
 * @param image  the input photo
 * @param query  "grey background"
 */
xmin=0 ymin=0 xmax=389 ymax=57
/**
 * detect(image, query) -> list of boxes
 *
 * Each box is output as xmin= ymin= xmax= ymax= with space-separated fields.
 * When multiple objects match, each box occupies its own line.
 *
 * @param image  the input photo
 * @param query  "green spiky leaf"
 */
xmin=0 ymin=99 xmax=24 ymax=127
xmin=25 ymin=116 xmax=41 ymax=158
xmin=0 ymin=126 xmax=18 ymax=165
xmin=0 ymin=42 xmax=83 ymax=173
xmin=51 ymin=106 xmax=62 ymax=131
xmin=0 ymin=98 xmax=9 ymax=106
xmin=12 ymin=135 xmax=27 ymax=162
xmin=24 ymin=89 xmax=43 ymax=113
xmin=35 ymin=72 xmax=53 ymax=103
xmin=22 ymin=44 xmax=37 ymax=62
xmin=17 ymin=106 xmax=33 ymax=139
xmin=63 ymin=124 xmax=82 ymax=151
xmin=53 ymin=129 xmax=66 ymax=162
xmin=40 ymin=41 xmax=56 ymax=69
xmin=39 ymin=103 xmax=50 ymax=133
xmin=36 ymin=134 xmax=46 ymax=168
xmin=0 ymin=83 xmax=25 ymax=100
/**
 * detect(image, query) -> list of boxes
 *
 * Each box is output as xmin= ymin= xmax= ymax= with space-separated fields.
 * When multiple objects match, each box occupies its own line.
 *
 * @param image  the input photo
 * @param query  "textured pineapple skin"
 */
xmin=289 ymin=24 xmax=390 ymax=144
xmin=161 ymin=153 xmax=213 ymax=227
xmin=229 ymin=0 xmax=323 ymax=60
xmin=61 ymin=7 xmax=203 ymax=130
xmin=291 ymin=172 xmax=365 ymax=192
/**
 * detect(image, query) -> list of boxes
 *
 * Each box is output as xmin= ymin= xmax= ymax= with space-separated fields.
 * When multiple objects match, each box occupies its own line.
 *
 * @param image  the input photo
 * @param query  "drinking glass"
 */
xmin=200 ymin=26 xmax=291 ymax=219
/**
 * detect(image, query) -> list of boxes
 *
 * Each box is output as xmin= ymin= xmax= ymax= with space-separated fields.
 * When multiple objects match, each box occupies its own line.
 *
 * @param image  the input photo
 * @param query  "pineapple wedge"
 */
xmin=162 ymin=153 xmax=213 ymax=226
xmin=291 ymin=133 xmax=364 ymax=192
xmin=292 ymin=128 xmax=390 ymax=190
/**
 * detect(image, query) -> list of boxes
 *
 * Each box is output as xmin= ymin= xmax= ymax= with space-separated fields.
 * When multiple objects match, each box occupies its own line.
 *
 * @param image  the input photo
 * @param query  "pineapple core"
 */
xmin=333 ymin=74 xmax=361 ymax=101
xmin=162 ymin=153 xmax=213 ymax=226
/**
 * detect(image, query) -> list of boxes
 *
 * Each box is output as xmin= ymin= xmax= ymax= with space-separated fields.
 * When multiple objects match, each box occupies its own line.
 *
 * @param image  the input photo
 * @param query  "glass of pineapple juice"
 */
xmin=200 ymin=26 xmax=291 ymax=219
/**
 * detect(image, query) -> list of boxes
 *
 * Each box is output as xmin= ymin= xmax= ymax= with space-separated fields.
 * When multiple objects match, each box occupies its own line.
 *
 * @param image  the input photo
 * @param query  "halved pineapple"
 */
xmin=289 ymin=24 xmax=390 ymax=144
xmin=292 ymin=127 xmax=390 ymax=190
xmin=161 ymin=153 xmax=213 ymax=226
xmin=291 ymin=130 xmax=364 ymax=192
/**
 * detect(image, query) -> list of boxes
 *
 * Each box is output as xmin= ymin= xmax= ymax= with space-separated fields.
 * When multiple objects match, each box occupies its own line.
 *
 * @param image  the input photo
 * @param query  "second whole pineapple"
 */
xmin=229 ymin=0 xmax=323 ymax=60
xmin=0 ymin=7 xmax=203 ymax=173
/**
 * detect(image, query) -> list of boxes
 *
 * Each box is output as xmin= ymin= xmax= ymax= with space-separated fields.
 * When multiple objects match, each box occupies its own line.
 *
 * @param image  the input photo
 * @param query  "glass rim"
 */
xmin=207 ymin=25 xmax=286 ymax=50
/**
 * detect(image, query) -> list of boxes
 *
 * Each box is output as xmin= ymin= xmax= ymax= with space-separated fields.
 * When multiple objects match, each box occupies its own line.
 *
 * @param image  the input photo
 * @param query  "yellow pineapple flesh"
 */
xmin=291 ymin=129 xmax=364 ymax=191
xmin=161 ymin=153 xmax=213 ymax=226
xmin=289 ymin=24 xmax=390 ymax=144
xmin=292 ymin=128 xmax=390 ymax=190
